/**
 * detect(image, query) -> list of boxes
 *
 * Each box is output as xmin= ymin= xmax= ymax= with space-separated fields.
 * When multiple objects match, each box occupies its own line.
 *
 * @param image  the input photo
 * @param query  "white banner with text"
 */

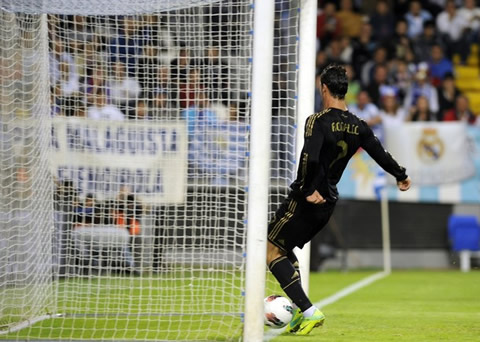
xmin=51 ymin=117 xmax=188 ymax=204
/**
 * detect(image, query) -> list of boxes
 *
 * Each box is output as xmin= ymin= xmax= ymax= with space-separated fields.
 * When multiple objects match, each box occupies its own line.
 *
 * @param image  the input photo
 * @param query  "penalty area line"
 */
xmin=264 ymin=271 xmax=389 ymax=341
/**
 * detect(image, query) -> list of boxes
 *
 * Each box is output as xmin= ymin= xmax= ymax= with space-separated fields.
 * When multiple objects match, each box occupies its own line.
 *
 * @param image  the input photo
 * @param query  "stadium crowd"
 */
xmin=314 ymin=0 xmax=480 ymax=142
xmin=44 ymin=0 xmax=480 ymax=275
xmin=47 ymin=0 xmax=480 ymax=184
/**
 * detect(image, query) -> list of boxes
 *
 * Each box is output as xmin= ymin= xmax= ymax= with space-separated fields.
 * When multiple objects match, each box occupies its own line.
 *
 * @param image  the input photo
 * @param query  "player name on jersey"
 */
xmin=331 ymin=121 xmax=359 ymax=135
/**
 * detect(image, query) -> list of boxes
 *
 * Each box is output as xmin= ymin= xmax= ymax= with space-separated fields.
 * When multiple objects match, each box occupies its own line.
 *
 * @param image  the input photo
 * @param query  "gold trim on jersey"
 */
xmin=305 ymin=108 xmax=330 ymax=137
xmin=268 ymin=199 xmax=298 ymax=242
xmin=299 ymin=152 xmax=308 ymax=190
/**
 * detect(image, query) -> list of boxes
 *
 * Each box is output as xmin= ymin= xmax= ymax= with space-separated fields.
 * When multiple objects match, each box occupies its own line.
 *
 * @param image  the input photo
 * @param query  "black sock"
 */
xmin=269 ymin=256 xmax=312 ymax=312
xmin=287 ymin=251 xmax=301 ymax=286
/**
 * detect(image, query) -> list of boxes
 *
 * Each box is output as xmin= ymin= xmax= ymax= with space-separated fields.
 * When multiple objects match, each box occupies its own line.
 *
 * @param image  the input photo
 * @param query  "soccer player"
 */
xmin=266 ymin=64 xmax=411 ymax=335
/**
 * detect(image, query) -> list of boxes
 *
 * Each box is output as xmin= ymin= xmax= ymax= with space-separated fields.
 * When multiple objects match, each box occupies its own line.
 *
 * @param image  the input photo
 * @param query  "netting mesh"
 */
xmin=0 ymin=12 xmax=54 ymax=331
xmin=0 ymin=0 xmax=301 ymax=340
xmin=0 ymin=0 xmax=222 ymax=15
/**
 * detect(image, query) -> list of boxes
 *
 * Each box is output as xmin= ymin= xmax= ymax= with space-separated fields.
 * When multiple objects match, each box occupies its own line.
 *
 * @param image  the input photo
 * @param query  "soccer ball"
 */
xmin=264 ymin=295 xmax=293 ymax=329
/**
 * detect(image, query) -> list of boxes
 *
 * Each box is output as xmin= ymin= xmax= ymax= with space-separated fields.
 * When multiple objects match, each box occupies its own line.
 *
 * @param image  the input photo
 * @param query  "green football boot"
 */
xmin=284 ymin=308 xmax=303 ymax=334
xmin=295 ymin=308 xmax=325 ymax=336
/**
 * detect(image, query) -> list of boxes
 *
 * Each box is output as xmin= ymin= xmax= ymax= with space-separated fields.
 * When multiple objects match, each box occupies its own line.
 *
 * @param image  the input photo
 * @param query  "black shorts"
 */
xmin=267 ymin=192 xmax=336 ymax=252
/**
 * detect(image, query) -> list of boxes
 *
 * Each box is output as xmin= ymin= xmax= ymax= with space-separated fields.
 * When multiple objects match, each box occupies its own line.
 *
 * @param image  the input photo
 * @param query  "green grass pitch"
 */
xmin=1 ymin=270 xmax=479 ymax=341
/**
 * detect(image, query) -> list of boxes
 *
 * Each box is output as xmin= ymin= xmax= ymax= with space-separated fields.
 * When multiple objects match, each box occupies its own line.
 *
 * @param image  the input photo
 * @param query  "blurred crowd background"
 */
xmin=48 ymin=0 xmax=480 ymax=138
xmin=314 ymin=0 xmax=480 ymax=142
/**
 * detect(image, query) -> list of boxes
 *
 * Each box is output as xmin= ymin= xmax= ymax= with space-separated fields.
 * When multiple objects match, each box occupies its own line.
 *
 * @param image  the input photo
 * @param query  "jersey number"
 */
xmin=329 ymin=140 xmax=348 ymax=169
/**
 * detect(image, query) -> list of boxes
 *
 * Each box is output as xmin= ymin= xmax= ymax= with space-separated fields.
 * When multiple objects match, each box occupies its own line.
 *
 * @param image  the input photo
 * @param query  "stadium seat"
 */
xmin=464 ymin=92 xmax=480 ymax=113
xmin=466 ymin=54 xmax=479 ymax=67
xmin=447 ymin=215 xmax=480 ymax=272
xmin=455 ymin=79 xmax=480 ymax=92
xmin=455 ymin=66 xmax=480 ymax=80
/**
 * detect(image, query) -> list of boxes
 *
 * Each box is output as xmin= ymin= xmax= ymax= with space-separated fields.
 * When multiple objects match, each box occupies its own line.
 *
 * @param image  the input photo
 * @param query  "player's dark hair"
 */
xmin=319 ymin=64 xmax=348 ymax=99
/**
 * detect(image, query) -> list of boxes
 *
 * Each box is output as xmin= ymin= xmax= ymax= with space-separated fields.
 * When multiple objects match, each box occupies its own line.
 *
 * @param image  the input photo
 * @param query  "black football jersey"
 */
xmin=291 ymin=107 xmax=407 ymax=202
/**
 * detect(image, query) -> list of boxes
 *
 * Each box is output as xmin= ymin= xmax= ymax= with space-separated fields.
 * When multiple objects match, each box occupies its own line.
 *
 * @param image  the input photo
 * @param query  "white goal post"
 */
xmin=0 ymin=0 xmax=318 ymax=340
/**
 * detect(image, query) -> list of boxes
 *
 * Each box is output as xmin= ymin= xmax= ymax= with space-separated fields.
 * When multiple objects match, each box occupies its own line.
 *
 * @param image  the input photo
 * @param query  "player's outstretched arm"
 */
xmin=397 ymin=176 xmax=411 ymax=191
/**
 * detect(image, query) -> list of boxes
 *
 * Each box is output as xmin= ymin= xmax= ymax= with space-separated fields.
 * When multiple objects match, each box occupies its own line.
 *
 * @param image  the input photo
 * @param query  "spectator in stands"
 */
xmin=66 ymin=16 xmax=98 ymax=78
xmin=344 ymin=64 xmax=361 ymax=106
xmin=116 ymin=192 xmax=142 ymax=238
xmin=339 ymin=36 xmax=353 ymax=64
xmin=349 ymin=90 xmax=383 ymax=141
xmin=428 ymin=44 xmax=454 ymax=87
xmin=437 ymin=72 xmax=461 ymax=121
xmin=65 ymin=15 xmax=94 ymax=48
xmin=58 ymin=61 xmax=80 ymax=98
xmin=154 ymin=64 xmax=171 ymax=93
xmin=140 ymin=15 xmax=176 ymax=64
xmin=75 ymin=36 xmax=100 ymax=83
xmin=436 ymin=0 xmax=470 ymax=63
xmin=388 ymin=18 xmax=415 ymax=61
xmin=170 ymin=47 xmax=192 ymax=106
xmin=390 ymin=58 xmax=414 ymax=102
xmin=149 ymin=88 xmax=178 ymax=120
xmin=336 ymin=0 xmax=363 ymax=39
xmin=407 ymin=95 xmax=434 ymax=121
xmin=325 ymin=39 xmax=346 ymax=65
xmin=378 ymin=86 xmax=407 ymax=127
xmin=114 ymin=191 xmax=142 ymax=274
xmin=458 ymin=0 xmax=480 ymax=44
xmin=138 ymin=44 xmax=162 ymax=98
xmin=75 ymin=193 xmax=98 ymax=225
xmin=414 ymin=20 xmax=442 ymax=62
xmin=108 ymin=61 xmax=142 ymax=115
xmin=405 ymin=1 xmax=433 ymax=39
xmin=443 ymin=94 xmax=477 ymax=124
xmin=130 ymin=99 xmax=149 ymax=120
xmin=180 ymin=67 xmax=204 ymax=109
xmin=351 ymin=22 xmax=376 ymax=79
xmin=82 ymin=65 xmax=108 ymax=100
xmin=87 ymin=88 xmax=125 ymax=121
xmin=181 ymin=91 xmax=217 ymax=136
xmin=170 ymin=47 xmax=191 ymax=87
xmin=109 ymin=16 xmax=144 ymax=72
xmin=201 ymin=46 xmax=230 ymax=101
xmin=316 ymin=2 xmax=342 ymax=48
xmin=369 ymin=0 xmax=395 ymax=44
xmin=49 ymin=37 xmax=75 ymax=86
xmin=366 ymin=63 xmax=390 ymax=107
xmin=361 ymin=46 xmax=388 ymax=87
xmin=403 ymin=65 xmax=439 ymax=118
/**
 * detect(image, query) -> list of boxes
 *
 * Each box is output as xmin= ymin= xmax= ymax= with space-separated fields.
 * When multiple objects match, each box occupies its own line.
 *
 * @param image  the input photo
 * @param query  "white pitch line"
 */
xmin=0 ymin=314 xmax=62 ymax=335
xmin=264 ymin=271 xmax=389 ymax=341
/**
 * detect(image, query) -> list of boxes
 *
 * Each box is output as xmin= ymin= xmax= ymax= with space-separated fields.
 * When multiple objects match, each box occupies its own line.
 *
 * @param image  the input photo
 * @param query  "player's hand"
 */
xmin=397 ymin=177 xmax=411 ymax=191
xmin=306 ymin=190 xmax=326 ymax=204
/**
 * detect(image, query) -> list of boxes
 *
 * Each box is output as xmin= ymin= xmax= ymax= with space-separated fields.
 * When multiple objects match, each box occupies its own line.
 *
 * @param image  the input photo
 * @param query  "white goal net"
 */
xmin=0 ymin=0 xmax=302 ymax=340
xmin=0 ymin=9 xmax=54 ymax=333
